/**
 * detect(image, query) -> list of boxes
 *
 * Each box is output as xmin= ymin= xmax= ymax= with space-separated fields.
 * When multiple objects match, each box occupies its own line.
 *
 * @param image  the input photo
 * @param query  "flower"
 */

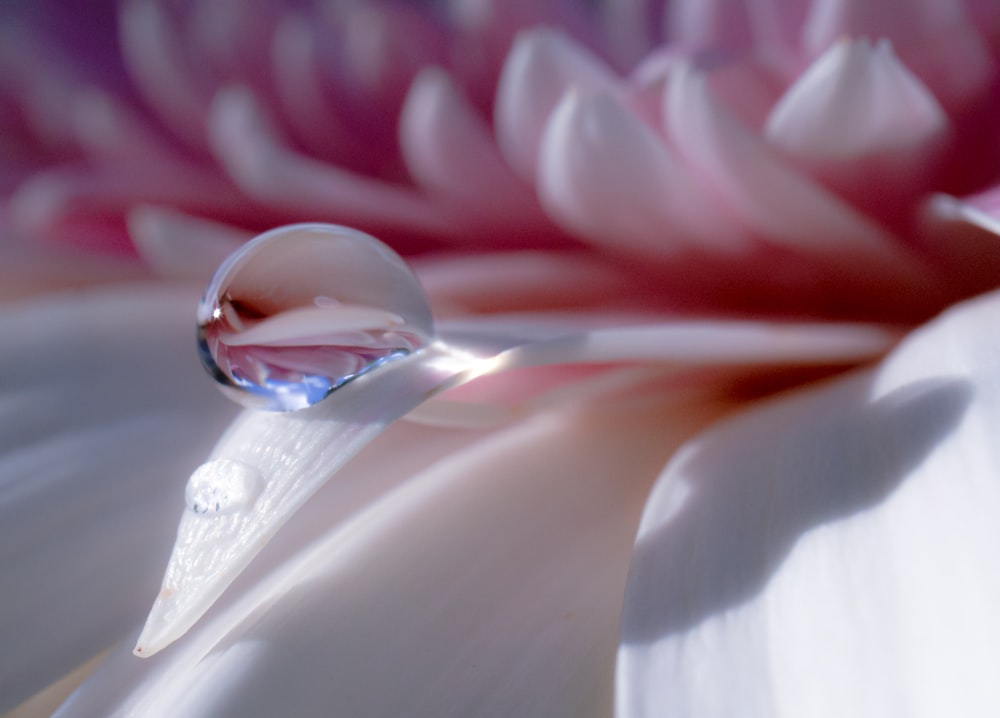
xmin=2 ymin=0 xmax=1000 ymax=716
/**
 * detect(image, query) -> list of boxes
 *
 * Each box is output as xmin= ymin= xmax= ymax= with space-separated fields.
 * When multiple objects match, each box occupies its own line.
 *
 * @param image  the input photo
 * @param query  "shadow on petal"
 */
xmin=621 ymin=373 xmax=971 ymax=643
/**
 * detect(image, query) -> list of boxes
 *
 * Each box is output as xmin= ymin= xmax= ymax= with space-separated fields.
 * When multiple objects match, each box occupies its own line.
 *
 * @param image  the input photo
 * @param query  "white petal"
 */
xmin=765 ymin=39 xmax=946 ymax=164
xmin=118 ymin=0 xmax=211 ymax=148
xmin=618 ymin=289 xmax=1000 ymax=717
xmin=128 ymin=206 xmax=249 ymax=282
xmin=66 ymin=398 xmax=728 ymax=717
xmin=665 ymin=63 xmax=931 ymax=283
xmin=0 ymin=286 xmax=237 ymax=712
xmin=801 ymin=0 xmax=993 ymax=108
xmin=139 ymin=312 xmax=894 ymax=655
xmin=133 ymin=343 xmax=480 ymax=656
xmin=207 ymin=86 xmax=454 ymax=238
xmin=495 ymin=28 xmax=617 ymax=182
xmin=537 ymin=90 xmax=745 ymax=255
xmin=399 ymin=67 xmax=540 ymax=223
xmin=470 ymin=319 xmax=897 ymax=369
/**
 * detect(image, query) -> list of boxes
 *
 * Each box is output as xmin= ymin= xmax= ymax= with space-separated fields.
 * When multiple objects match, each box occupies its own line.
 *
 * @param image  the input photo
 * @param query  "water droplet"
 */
xmin=198 ymin=224 xmax=434 ymax=410
xmin=185 ymin=460 xmax=263 ymax=516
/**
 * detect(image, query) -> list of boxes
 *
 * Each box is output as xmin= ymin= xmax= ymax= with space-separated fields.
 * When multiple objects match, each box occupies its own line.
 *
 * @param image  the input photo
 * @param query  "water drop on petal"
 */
xmin=198 ymin=223 xmax=434 ymax=410
xmin=185 ymin=460 xmax=263 ymax=516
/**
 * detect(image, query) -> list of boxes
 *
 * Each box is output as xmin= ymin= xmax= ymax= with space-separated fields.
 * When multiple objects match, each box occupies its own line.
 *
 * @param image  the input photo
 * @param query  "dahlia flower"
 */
xmin=2 ymin=0 xmax=1000 ymax=716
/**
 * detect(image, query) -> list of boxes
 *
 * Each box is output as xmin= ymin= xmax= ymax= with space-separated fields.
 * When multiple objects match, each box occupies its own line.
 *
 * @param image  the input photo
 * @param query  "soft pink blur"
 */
xmin=2 ymin=0 xmax=1000 ymax=320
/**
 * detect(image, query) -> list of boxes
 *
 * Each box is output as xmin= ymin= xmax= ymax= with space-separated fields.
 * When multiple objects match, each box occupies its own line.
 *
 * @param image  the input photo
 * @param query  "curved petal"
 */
xmin=536 ymin=89 xmax=745 ymax=255
xmin=765 ymin=38 xmax=947 ymax=211
xmin=132 ymin=342 xmax=477 ymax=656
xmin=127 ymin=206 xmax=249 ymax=281
xmin=618 ymin=290 xmax=1000 ymax=717
xmin=399 ymin=67 xmax=547 ymax=235
xmin=801 ymin=0 xmax=994 ymax=108
xmin=665 ymin=63 xmax=937 ymax=294
xmin=766 ymin=39 xmax=946 ymax=166
xmin=413 ymin=251 xmax=634 ymax=314
xmin=118 ymin=0 xmax=213 ymax=148
xmin=137 ymin=312 xmax=895 ymax=655
xmin=207 ymin=86 xmax=455 ymax=242
xmin=495 ymin=28 xmax=617 ymax=182
xmin=64 ymin=398 xmax=727 ymax=717
xmin=0 ymin=286 xmax=237 ymax=712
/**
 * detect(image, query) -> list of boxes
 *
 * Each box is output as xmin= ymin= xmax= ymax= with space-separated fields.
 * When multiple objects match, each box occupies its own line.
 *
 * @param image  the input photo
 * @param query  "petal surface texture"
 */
xmin=60 ymin=399 xmax=724 ymax=717
xmin=618 ymin=289 xmax=1000 ymax=717
xmin=136 ymin=315 xmax=893 ymax=656
xmin=0 ymin=286 xmax=237 ymax=712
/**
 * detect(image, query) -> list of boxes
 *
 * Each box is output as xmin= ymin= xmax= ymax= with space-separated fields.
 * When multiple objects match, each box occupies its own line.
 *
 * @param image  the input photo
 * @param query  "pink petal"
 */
xmin=127 ymin=206 xmax=249 ymax=281
xmin=536 ymin=89 xmax=746 ymax=256
xmin=665 ymin=63 xmax=932 ymax=284
xmin=495 ymin=29 xmax=617 ymax=182
xmin=802 ymin=0 xmax=995 ymax=109
xmin=450 ymin=0 xmax=603 ymax=108
xmin=399 ymin=67 xmax=545 ymax=228
xmin=667 ymin=0 xmax=808 ymax=70
xmin=269 ymin=14 xmax=360 ymax=164
xmin=414 ymin=251 xmax=634 ymax=314
xmin=9 ymin=165 xmax=251 ymax=244
xmin=188 ymin=0 xmax=277 ymax=91
xmin=766 ymin=39 xmax=947 ymax=213
xmin=70 ymin=90 xmax=192 ymax=168
xmin=118 ymin=0 xmax=214 ymax=148
xmin=207 ymin=86 xmax=455 ymax=244
xmin=337 ymin=2 xmax=450 ymax=116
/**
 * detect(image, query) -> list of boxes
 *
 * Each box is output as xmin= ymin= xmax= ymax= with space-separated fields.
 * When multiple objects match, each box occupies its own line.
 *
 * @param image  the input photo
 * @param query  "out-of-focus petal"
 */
xmin=337 ymin=2 xmax=449 ymax=117
xmin=0 ymin=286 xmax=237 ymax=712
xmin=64 ymin=397 xmax=728 ymax=718
xmin=618 ymin=289 xmax=1000 ymax=717
xmin=450 ymin=0 xmax=603 ymax=108
xmin=207 ymin=86 xmax=455 ymax=244
xmin=118 ymin=0 xmax=213 ymax=148
xmin=537 ymin=89 xmax=745 ymax=256
xmin=414 ymin=251 xmax=635 ymax=315
xmin=495 ymin=29 xmax=617 ymax=182
xmin=767 ymin=39 xmax=946 ymax=163
xmin=399 ymin=67 xmax=544 ymax=230
xmin=665 ymin=63 xmax=934 ymax=289
xmin=127 ymin=206 xmax=249 ymax=281
xmin=9 ymin=165 xmax=249 ymax=252
xmin=269 ymin=14 xmax=360 ymax=164
xmin=667 ymin=0 xmax=807 ymax=68
xmin=766 ymin=39 xmax=947 ymax=211
xmin=801 ymin=0 xmax=994 ymax=109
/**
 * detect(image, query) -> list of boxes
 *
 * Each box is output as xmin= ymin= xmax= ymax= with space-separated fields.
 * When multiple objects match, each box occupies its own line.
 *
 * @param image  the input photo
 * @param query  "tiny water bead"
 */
xmin=185 ymin=460 xmax=263 ymax=516
xmin=198 ymin=224 xmax=435 ymax=410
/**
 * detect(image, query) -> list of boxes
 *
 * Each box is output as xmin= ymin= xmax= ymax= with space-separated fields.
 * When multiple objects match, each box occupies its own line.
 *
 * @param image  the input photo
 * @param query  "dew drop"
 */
xmin=185 ymin=460 xmax=263 ymax=516
xmin=198 ymin=224 xmax=434 ymax=410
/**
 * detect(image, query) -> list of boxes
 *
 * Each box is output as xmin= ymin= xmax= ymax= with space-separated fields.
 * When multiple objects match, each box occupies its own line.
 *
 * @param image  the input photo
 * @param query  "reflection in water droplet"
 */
xmin=198 ymin=224 xmax=434 ymax=410
xmin=185 ymin=460 xmax=263 ymax=516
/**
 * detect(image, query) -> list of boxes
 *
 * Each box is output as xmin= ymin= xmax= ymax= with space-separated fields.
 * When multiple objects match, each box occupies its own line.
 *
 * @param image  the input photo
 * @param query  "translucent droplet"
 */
xmin=198 ymin=224 xmax=434 ymax=410
xmin=185 ymin=460 xmax=263 ymax=516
